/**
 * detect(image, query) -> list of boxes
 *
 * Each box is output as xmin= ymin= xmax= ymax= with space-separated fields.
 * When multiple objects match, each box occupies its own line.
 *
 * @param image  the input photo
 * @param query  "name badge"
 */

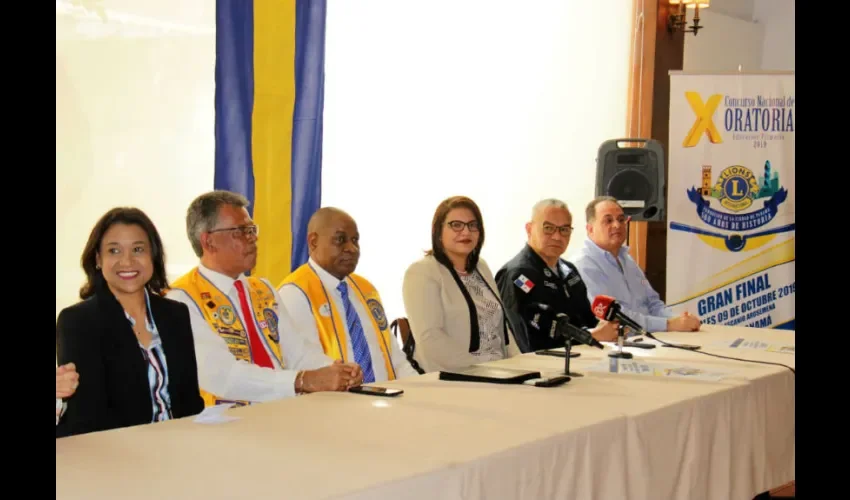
xmin=319 ymin=303 xmax=331 ymax=317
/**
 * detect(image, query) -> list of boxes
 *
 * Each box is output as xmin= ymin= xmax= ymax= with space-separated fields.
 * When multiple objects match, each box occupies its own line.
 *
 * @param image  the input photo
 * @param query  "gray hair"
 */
xmin=585 ymin=195 xmax=621 ymax=223
xmin=186 ymin=190 xmax=250 ymax=257
xmin=531 ymin=198 xmax=570 ymax=220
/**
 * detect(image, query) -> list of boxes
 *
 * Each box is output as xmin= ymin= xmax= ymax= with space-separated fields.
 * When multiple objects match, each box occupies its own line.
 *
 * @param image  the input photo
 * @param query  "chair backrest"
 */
xmin=390 ymin=317 xmax=412 ymax=344
xmin=390 ymin=317 xmax=425 ymax=374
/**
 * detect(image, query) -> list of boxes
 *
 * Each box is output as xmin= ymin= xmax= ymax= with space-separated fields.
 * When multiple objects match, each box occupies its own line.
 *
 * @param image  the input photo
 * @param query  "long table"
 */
xmin=55 ymin=325 xmax=795 ymax=500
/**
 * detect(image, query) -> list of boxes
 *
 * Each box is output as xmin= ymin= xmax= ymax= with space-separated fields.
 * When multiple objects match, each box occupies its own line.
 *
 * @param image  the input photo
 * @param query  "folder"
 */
xmin=438 ymin=365 xmax=542 ymax=384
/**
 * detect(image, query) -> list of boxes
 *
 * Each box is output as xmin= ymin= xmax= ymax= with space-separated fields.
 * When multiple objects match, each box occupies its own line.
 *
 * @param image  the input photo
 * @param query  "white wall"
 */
xmin=707 ymin=0 xmax=754 ymax=21
xmin=683 ymin=0 xmax=794 ymax=72
xmin=323 ymin=0 xmax=633 ymax=323
xmin=683 ymin=10 xmax=764 ymax=72
xmin=56 ymin=0 xmax=215 ymax=317
xmin=755 ymin=0 xmax=795 ymax=71
xmin=56 ymin=0 xmax=635 ymax=327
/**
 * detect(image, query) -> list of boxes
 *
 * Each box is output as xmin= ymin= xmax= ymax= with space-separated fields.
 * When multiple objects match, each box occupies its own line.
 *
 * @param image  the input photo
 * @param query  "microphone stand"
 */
xmin=563 ymin=337 xmax=584 ymax=377
xmin=608 ymin=324 xmax=633 ymax=359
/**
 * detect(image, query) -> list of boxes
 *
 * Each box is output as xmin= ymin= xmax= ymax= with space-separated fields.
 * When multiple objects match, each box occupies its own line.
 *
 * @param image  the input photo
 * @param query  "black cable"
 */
xmin=645 ymin=333 xmax=795 ymax=375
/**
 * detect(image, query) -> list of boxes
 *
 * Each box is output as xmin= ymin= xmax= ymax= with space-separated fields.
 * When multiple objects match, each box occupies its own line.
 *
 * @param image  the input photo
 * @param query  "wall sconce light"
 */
xmin=668 ymin=0 xmax=710 ymax=35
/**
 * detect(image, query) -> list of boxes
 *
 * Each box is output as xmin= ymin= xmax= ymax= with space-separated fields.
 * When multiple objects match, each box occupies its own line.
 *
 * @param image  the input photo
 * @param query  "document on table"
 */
xmin=194 ymin=403 xmax=241 ymax=424
xmin=714 ymin=338 xmax=795 ymax=355
xmin=586 ymin=359 xmax=731 ymax=381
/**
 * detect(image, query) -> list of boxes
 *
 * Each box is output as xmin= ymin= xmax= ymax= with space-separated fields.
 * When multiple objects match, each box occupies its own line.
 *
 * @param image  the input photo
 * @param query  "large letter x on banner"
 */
xmin=683 ymin=92 xmax=723 ymax=148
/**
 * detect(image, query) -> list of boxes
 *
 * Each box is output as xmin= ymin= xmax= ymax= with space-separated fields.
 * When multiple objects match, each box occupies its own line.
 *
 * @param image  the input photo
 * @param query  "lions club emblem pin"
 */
xmin=218 ymin=305 xmax=236 ymax=326
xmin=263 ymin=308 xmax=280 ymax=342
xmin=366 ymin=298 xmax=388 ymax=330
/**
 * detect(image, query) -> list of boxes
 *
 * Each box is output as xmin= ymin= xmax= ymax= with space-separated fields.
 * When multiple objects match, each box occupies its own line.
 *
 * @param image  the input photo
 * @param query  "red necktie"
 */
xmin=233 ymin=280 xmax=274 ymax=368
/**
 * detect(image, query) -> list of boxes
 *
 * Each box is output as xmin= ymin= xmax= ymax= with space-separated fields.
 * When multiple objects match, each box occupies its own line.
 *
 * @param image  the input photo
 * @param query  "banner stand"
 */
xmin=665 ymin=71 xmax=795 ymax=331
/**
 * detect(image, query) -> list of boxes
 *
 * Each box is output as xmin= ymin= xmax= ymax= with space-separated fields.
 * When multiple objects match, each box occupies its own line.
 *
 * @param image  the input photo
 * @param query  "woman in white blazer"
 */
xmin=402 ymin=196 xmax=522 ymax=373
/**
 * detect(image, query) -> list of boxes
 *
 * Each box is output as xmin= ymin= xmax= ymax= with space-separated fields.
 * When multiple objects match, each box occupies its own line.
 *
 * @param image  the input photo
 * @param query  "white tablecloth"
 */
xmin=56 ymin=325 xmax=794 ymax=500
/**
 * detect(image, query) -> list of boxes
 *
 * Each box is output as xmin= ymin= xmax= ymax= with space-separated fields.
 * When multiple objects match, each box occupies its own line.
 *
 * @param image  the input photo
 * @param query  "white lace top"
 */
xmin=459 ymin=271 xmax=506 ymax=361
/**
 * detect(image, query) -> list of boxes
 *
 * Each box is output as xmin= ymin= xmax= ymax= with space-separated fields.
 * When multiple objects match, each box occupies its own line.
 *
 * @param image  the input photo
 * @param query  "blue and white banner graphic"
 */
xmin=666 ymin=72 xmax=795 ymax=330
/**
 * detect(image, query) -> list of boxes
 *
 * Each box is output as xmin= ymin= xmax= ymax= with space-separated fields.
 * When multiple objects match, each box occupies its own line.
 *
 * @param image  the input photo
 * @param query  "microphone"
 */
xmin=555 ymin=314 xmax=604 ymax=349
xmin=527 ymin=303 xmax=592 ymax=377
xmin=590 ymin=300 xmax=794 ymax=374
xmin=591 ymin=295 xmax=642 ymax=359
xmin=591 ymin=295 xmax=647 ymax=336
xmin=592 ymin=295 xmax=702 ymax=352
xmin=529 ymin=303 xmax=604 ymax=349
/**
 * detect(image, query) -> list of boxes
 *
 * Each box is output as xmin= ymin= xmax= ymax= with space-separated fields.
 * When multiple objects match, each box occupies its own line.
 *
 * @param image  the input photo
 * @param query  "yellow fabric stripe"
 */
xmin=251 ymin=0 xmax=296 ymax=285
xmin=668 ymin=238 xmax=795 ymax=306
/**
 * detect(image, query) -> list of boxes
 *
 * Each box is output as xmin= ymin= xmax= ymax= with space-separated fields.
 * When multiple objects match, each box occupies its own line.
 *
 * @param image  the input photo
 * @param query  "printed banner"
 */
xmin=666 ymin=72 xmax=795 ymax=330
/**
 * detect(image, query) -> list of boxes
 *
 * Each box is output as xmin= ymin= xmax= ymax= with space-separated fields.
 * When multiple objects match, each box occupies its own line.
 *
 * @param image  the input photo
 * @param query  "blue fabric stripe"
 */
xmin=290 ymin=0 xmax=327 ymax=270
xmin=214 ymin=0 xmax=256 ymax=214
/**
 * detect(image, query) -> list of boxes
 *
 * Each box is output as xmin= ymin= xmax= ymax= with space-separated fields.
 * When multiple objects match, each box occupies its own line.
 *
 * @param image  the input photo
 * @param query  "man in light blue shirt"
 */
xmin=572 ymin=196 xmax=700 ymax=333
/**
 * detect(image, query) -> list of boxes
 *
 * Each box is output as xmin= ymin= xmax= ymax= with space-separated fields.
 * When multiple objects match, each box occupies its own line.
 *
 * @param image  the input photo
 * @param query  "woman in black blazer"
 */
xmin=56 ymin=207 xmax=204 ymax=438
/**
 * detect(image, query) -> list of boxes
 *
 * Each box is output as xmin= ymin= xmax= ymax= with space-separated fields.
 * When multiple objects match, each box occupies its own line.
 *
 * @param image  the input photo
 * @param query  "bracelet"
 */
xmin=296 ymin=370 xmax=306 ymax=394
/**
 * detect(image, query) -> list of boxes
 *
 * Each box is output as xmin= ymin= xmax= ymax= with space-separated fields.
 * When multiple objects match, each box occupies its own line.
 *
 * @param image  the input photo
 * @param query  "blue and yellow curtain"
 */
xmin=214 ymin=0 xmax=325 ymax=285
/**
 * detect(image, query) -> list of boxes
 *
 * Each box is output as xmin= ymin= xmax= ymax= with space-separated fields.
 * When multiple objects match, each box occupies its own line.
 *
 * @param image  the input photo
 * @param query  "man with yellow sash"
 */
xmin=279 ymin=207 xmax=420 ymax=383
xmin=166 ymin=191 xmax=362 ymax=407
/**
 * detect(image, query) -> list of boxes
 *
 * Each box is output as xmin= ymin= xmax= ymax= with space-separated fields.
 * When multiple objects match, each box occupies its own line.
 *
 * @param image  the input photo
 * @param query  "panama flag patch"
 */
xmin=513 ymin=274 xmax=534 ymax=293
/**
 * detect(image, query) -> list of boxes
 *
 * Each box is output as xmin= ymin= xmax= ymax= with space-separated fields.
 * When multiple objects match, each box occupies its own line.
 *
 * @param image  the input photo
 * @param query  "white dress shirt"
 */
xmin=56 ymin=397 xmax=65 ymax=426
xmin=56 ymin=361 xmax=67 ymax=426
xmin=166 ymin=263 xmax=333 ymax=402
xmin=278 ymin=259 xmax=420 ymax=382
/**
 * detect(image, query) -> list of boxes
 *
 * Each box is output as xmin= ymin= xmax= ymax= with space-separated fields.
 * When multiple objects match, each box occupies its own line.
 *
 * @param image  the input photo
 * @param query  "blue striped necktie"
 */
xmin=337 ymin=281 xmax=376 ymax=383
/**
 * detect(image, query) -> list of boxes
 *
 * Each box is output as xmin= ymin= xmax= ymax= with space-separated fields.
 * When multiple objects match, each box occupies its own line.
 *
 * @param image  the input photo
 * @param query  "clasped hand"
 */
xmin=301 ymin=360 xmax=363 ymax=393
xmin=56 ymin=363 xmax=79 ymax=416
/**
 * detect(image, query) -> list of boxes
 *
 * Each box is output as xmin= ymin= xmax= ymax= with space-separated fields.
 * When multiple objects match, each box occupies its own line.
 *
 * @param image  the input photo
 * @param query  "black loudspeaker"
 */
xmin=595 ymin=138 xmax=665 ymax=222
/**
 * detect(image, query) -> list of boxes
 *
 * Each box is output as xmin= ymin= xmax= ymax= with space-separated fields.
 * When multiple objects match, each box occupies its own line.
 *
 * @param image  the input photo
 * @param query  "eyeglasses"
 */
xmin=208 ymin=225 xmax=259 ymax=238
xmin=446 ymin=220 xmax=480 ymax=232
xmin=542 ymin=223 xmax=573 ymax=236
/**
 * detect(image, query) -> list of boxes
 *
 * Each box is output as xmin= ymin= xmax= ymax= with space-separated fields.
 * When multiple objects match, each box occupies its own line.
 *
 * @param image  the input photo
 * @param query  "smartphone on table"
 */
xmin=522 ymin=375 xmax=571 ymax=387
xmin=348 ymin=385 xmax=404 ymax=397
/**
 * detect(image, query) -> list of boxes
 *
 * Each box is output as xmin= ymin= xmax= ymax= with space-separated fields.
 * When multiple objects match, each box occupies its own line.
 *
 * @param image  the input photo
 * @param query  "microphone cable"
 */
xmin=644 ymin=333 xmax=795 ymax=376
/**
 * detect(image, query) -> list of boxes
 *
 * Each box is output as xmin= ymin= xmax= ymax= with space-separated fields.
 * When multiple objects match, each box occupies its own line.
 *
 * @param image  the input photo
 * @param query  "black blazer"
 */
xmin=496 ymin=244 xmax=600 ymax=352
xmin=56 ymin=279 xmax=204 ymax=438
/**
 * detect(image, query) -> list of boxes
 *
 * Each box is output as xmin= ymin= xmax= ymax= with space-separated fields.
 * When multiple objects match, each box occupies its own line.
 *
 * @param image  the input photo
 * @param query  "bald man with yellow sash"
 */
xmin=279 ymin=207 xmax=420 ymax=383
xmin=166 ymin=191 xmax=363 ymax=407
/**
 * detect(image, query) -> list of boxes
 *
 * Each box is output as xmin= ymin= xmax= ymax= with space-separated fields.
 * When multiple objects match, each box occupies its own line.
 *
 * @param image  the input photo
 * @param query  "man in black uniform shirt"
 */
xmin=495 ymin=199 xmax=618 ymax=352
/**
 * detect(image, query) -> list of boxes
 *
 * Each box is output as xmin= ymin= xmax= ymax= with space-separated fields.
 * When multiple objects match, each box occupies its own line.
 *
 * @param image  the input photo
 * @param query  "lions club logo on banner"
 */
xmin=670 ymin=161 xmax=793 ymax=253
